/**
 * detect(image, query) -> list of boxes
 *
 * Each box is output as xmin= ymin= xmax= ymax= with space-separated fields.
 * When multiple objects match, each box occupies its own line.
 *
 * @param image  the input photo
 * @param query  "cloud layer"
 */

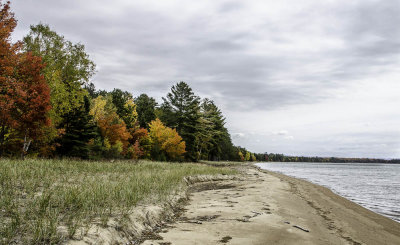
xmin=11 ymin=0 xmax=400 ymax=158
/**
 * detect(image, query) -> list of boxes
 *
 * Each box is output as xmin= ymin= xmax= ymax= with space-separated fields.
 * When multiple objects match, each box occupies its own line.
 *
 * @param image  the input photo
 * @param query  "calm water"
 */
xmin=256 ymin=162 xmax=400 ymax=222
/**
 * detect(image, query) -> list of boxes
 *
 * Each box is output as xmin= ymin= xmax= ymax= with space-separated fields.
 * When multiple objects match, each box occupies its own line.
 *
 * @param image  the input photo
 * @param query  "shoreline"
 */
xmin=255 ymin=165 xmax=400 ymax=224
xmin=143 ymin=163 xmax=400 ymax=245
xmin=256 ymin=165 xmax=400 ymax=244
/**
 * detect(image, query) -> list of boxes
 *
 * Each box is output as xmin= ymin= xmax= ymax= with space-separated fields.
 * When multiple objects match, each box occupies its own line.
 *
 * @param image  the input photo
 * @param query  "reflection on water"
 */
xmin=257 ymin=162 xmax=400 ymax=222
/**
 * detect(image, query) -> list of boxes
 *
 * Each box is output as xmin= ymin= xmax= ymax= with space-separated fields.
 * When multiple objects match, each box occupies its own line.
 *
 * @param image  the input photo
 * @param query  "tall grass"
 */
xmin=0 ymin=159 xmax=236 ymax=244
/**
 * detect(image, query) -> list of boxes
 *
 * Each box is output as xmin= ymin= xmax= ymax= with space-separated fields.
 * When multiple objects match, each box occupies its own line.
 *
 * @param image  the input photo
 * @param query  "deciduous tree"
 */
xmin=0 ymin=0 xmax=20 ymax=155
xmin=149 ymin=118 xmax=185 ymax=161
xmin=14 ymin=52 xmax=51 ymax=157
xmin=90 ymin=96 xmax=131 ymax=154
xmin=110 ymin=89 xmax=138 ymax=129
xmin=0 ymin=2 xmax=51 ymax=157
xmin=23 ymin=24 xmax=95 ymax=125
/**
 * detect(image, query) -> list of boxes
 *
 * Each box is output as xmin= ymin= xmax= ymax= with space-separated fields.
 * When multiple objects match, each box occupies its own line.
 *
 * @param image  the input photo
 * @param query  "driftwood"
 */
xmin=293 ymin=225 xmax=310 ymax=232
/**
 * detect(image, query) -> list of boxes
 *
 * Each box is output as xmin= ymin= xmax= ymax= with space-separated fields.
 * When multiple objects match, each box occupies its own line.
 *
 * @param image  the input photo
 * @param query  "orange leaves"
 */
xmin=149 ymin=118 xmax=186 ymax=160
xmin=90 ymin=96 xmax=131 ymax=153
xmin=98 ymin=115 xmax=131 ymax=151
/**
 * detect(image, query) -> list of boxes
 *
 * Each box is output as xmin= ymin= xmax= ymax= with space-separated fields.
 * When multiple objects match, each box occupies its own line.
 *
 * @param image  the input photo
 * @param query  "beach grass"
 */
xmin=0 ymin=158 xmax=236 ymax=244
xmin=199 ymin=160 xmax=247 ymax=166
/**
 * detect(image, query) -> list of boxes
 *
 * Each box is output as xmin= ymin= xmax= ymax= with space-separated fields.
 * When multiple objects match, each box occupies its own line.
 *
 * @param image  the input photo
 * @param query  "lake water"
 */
xmin=256 ymin=162 xmax=400 ymax=223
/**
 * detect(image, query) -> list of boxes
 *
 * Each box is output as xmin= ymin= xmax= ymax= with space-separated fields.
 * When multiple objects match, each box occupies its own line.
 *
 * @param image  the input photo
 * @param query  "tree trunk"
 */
xmin=21 ymin=130 xmax=32 ymax=159
xmin=0 ymin=125 xmax=6 ymax=156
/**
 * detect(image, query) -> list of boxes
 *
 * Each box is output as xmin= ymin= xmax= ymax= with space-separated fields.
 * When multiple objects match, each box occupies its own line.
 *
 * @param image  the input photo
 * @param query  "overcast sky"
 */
xmin=10 ymin=0 xmax=400 ymax=158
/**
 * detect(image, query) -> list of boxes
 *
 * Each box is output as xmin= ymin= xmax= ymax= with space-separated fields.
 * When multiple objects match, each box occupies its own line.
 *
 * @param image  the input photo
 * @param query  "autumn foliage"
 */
xmin=149 ymin=118 xmax=186 ymax=161
xmin=0 ymin=1 xmax=51 ymax=156
xmin=0 ymin=2 xmax=253 ymax=162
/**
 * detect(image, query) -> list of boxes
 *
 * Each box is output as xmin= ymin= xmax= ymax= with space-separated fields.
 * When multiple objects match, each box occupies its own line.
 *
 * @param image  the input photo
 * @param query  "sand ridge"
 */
xmin=142 ymin=164 xmax=400 ymax=245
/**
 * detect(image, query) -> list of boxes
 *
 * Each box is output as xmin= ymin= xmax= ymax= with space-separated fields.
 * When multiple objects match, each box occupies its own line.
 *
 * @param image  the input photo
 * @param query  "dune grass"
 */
xmin=200 ymin=160 xmax=248 ymax=166
xmin=0 ymin=159 xmax=236 ymax=244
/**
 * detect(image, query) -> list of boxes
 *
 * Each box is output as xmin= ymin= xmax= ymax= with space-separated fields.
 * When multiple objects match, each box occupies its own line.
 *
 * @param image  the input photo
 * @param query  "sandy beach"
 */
xmin=142 ymin=164 xmax=400 ymax=245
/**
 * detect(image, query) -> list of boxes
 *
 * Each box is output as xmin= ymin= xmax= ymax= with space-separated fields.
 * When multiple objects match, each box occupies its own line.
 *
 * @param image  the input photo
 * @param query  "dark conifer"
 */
xmin=135 ymin=94 xmax=157 ymax=129
xmin=160 ymin=81 xmax=201 ymax=161
xmin=57 ymin=96 xmax=98 ymax=158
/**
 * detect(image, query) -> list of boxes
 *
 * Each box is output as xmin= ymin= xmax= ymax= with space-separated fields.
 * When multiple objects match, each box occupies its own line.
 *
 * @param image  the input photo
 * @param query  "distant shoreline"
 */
xmin=254 ymin=153 xmax=400 ymax=163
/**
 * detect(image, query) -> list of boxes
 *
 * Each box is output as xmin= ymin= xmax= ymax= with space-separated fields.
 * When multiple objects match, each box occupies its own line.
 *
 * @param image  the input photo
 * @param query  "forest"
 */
xmin=0 ymin=1 xmax=258 ymax=162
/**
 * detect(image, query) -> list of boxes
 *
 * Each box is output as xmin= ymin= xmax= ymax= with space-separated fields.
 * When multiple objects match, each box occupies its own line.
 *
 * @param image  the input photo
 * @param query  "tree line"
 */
xmin=254 ymin=153 xmax=400 ymax=164
xmin=0 ymin=1 xmax=257 ymax=162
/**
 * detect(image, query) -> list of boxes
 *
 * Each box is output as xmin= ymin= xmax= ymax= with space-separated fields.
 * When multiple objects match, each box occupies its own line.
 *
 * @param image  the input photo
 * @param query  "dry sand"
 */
xmin=142 ymin=164 xmax=400 ymax=245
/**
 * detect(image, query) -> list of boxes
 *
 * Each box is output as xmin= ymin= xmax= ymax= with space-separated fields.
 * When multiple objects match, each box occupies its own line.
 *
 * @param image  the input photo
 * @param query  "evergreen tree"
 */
xmin=199 ymin=99 xmax=238 ymax=161
xmin=57 ymin=96 xmax=98 ymax=158
xmin=135 ymin=93 xmax=157 ymax=129
xmin=219 ymin=132 xmax=237 ymax=160
xmin=160 ymin=82 xmax=200 ymax=161
xmin=196 ymin=99 xmax=222 ymax=160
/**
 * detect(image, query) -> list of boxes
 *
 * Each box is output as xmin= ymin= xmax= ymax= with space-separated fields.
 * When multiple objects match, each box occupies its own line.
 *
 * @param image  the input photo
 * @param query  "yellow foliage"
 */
xmin=124 ymin=99 xmax=138 ymax=129
xmin=90 ymin=96 xmax=108 ymax=122
xmin=238 ymin=151 xmax=244 ymax=161
xmin=149 ymin=118 xmax=186 ymax=160
xmin=245 ymin=151 xmax=251 ymax=161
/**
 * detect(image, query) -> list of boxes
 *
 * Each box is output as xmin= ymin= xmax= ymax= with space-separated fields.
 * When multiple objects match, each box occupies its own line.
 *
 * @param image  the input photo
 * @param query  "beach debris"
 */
xmin=183 ymin=220 xmax=203 ymax=224
xmin=284 ymin=221 xmax=290 ymax=224
xmin=251 ymin=211 xmax=262 ymax=215
xmin=236 ymin=218 xmax=250 ymax=222
xmin=293 ymin=225 xmax=309 ymax=232
xmin=219 ymin=236 xmax=232 ymax=243
xmin=196 ymin=215 xmax=220 ymax=221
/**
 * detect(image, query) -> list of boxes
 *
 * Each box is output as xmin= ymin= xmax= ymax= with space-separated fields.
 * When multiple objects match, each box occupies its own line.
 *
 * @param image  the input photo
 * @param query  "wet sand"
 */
xmin=143 ymin=164 xmax=400 ymax=245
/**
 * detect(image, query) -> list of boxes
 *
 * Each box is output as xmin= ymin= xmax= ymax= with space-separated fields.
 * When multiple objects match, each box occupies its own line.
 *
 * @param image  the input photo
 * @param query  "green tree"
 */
xmin=245 ymin=151 xmax=251 ymax=161
xmin=160 ymin=82 xmax=200 ymax=161
xmin=198 ymin=99 xmax=232 ymax=160
xmin=135 ymin=93 xmax=157 ymax=129
xmin=110 ymin=89 xmax=138 ymax=129
xmin=23 ymin=24 xmax=96 ymax=125
xmin=57 ymin=96 xmax=98 ymax=158
xmin=251 ymin=153 xmax=257 ymax=162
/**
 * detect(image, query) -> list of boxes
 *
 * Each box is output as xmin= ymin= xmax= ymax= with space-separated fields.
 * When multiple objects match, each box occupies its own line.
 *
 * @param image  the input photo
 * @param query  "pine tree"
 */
xmin=135 ymin=93 xmax=157 ymax=129
xmin=57 ymin=96 xmax=98 ymax=158
xmin=199 ymin=99 xmax=229 ymax=160
xmin=160 ymin=82 xmax=200 ymax=161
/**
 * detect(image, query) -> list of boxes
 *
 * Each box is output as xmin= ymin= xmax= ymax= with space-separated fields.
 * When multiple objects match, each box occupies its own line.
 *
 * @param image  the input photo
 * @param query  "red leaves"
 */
xmin=15 ymin=52 xmax=51 ymax=134
xmin=0 ymin=1 xmax=51 ymax=155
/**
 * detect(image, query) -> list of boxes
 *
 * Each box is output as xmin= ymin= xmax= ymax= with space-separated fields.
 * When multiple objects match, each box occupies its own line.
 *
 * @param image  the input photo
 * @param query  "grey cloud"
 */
xmin=218 ymin=1 xmax=245 ymax=13
xmin=10 ymin=0 xmax=400 ymax=157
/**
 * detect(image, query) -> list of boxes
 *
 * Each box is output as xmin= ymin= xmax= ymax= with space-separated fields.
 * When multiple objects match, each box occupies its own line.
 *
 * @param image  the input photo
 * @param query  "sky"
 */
xmin=10 ymin=0 xmax=400 ymax=158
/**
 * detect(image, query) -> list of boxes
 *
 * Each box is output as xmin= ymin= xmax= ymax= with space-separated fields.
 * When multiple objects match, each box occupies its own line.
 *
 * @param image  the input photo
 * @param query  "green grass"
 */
xmin=0 ymin=159 xmax=236 ymax=244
